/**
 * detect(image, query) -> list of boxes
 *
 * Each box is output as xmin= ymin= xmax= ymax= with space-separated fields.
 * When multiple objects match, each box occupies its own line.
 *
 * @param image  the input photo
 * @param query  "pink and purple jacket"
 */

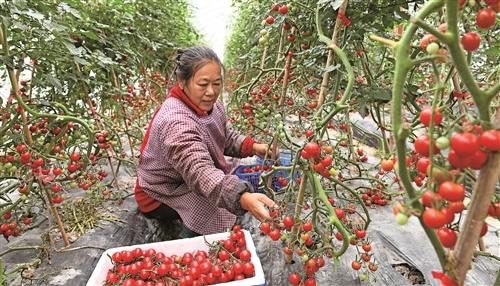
xmin=135 ymin=86 xmax=255 ymax=235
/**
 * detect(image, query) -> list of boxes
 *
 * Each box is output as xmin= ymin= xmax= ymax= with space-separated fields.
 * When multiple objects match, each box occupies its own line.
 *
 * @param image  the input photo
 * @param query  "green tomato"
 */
xmin=435 ymin=137 xmax=450 ymax=150
xmin=259 ymin=29 xmax=268 ymax=36
xmin=359 ymin=273 xmax=369 ymax=281
xmin=258 ymin=37 xmax=268 ymax=45
xmin=280 ymin=132 xmax=286 ymax=139
xmin=395 ymin=212 xmax=409 ymax=225
xmin=9 ymin=166 xmax=17 ymax=173
xmin=263 ymin=109 xmax=270 ymax=115
xmin=278 ymin=123 xmax=284 ymax=129
xmin=329 ymin=168 xmax=338 ymax=176
xmin=69 ymin=181 xmax=78 ymax=189
xmin=301 ymin=254 xmax=309 ymax=262
xmin=426 ymin=42 xmax=439 ymax=55
xmin=4 ymin=162 xmax=12 ymax=169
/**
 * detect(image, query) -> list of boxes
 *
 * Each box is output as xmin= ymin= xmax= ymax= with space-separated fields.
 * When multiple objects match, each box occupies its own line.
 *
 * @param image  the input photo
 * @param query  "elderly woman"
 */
xmin=135 ymin=46 xmax=275 ymax=238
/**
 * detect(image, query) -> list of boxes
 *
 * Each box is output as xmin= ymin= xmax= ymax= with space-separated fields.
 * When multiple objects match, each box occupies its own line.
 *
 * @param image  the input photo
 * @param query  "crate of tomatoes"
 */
xmin=87 ymin=227 xmax=265 ymax=286
xmin=236 ymin=151 xmax=295 ymax=193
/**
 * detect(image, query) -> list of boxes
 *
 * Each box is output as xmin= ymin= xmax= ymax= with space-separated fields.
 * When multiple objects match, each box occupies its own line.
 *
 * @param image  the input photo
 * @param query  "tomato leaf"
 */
xmin=58 ymin=3 xmax=81 ymax=19
xmin=45 ymin=74 xmax=63 ymax=91
xmin=322 ymin=64 xmax=340 ymax=73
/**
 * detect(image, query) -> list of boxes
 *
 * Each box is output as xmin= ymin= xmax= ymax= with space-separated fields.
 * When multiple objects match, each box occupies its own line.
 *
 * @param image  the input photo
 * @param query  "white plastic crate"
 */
xmin=87 ymin=229 xmax=265 ymax=286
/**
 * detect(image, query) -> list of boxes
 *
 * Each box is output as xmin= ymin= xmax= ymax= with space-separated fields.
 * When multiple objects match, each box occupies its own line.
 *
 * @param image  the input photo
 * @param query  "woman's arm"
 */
xmin=163 ymin=120 xmax=250 ymax=215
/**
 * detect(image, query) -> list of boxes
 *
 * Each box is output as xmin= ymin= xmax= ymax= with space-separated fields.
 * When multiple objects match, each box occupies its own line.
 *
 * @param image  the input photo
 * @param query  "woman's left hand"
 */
xmin=240 ymin=192 xmax=276 ymax=222
xmin=252 ymin=143 xmax=269 ymax=157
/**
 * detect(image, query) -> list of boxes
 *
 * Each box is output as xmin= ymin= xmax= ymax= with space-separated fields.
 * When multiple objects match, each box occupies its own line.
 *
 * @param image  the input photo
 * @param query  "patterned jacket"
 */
xmin=136 ymin=90 xmax=254 ymax=234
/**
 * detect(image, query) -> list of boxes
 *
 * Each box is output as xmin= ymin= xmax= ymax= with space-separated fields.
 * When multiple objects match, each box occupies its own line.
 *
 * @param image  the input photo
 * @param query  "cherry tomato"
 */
xmin=416 ymin=158 xmax=431 ymax=174
xmin=259 ymin=222 xmax=271 ymax=234
xmin=268 ymin=229 xmax=281 ymax=241
xmin=437 ymin=227 xmax=457 ymax=248
xmin=480 ymin=223 xmax=488 ymax=237
xmin=301 ymin=221 xmax=313 ymax=232
xmin=289 ymin=272 xmax=301 ymax=285
xmin=447 ymin=149 xmax=472 ymax=169
xmin=381 ymin=159 xmax=395 ymax=171
xmin=303 ymin=142 xmax=320 ymax=159
xmin=450 ymin=132 xmax=480 ymax=157
xmin=282 ymin=216 xmax=295 ymax=229
xmin=448 ymin=201 xmax=465 ymax=213
xmin=468 ymin=150 xmax=488 ymax=170
xmin=355 ymin=229 xmax=367 ymax=239
xmin=265 ymin=15 xmax=275 ymax=25
xmin=419 ymin=106 xmax=443 ymax=127
xmin=476 ymin=7 xmax=496 ymax=29
xmin=479 ymin=130 xmax=500 ymax=151
xmin=239 ymin=249 xmax=251 ymax=261
xmin=422 ymin=208 xmax=446 ymax=229
xmin=351 ymin=261 xmax=362 ymax=270
xmin=461 ymin=32 xmax=481 ymax=52
xmin=414 ymin=135 xmax=439 ymax=157
xmin=439 ymin=181 xmax=465 ymax=202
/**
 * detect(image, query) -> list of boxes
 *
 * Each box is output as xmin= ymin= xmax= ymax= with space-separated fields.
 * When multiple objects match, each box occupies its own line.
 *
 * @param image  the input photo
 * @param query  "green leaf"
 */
xmin=81 ymin=30 xmax=99 ymax=41
xmin=358 ymin=101 xmax=369 ymax=118
xmin=58 ymin=3 xmax=81 ymax=19
xmin=42 ymin=19 xmax=67 ymax=32
xmin=63 ymin=40 xmax=81 ymax=56
xmin=370 ymin=87 xmax=392 ymax=102
xmin=95 ymin=52 xmax=116 ymax=67
xmin=1 ymin=16 xmax=11 ymax=30
xmin=74 ymin=56 xmax=89 ymax=66
xmin=395 ymin=9 xmax=410 ymax=20
xmin=1 ymin=55 xmax=15 ymax=70
xmin=23 ymin=9 xmax=45 ymax=21
xmin=45 ymin=74 xmax=63 ymax=91
xmin=12 ymin=20 xmax=29 ymax=31
xmin=322 ymin=64 xmax=340 ymax=73
xmin=484 ymin=46 xmax=500 ymax=56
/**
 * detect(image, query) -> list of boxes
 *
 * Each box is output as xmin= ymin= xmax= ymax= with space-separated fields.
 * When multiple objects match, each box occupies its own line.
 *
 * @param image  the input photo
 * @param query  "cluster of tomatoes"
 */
xmin=300 ymin=142 xmax=336 ymax=178
xmin=259 ymin=213 xmax=325 ymax=286
xmin=392 ymin=105 xmax=500 ymax=248
xmin=104 ymin=226 xmax=256 ymax=286
xmin=264 ymin=3 xmax=289 ymax=26
xmin=241 ymin=163 xmax=291 ymax=190
xmin=360 ymin=188 xmax=389 ymax=207
xmin=419 ymin=0 xmax=497 ymax=58
xmin=96 ymin=130 xmax=113 ymax=150
xmin=0 ymin=211 xmax=32 ymax=241
xmin=259 ymin=205 xmax=378 ymax=285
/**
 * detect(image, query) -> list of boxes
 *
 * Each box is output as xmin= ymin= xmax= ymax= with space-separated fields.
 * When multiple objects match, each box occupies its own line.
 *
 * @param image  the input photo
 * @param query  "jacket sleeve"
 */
xmin=162 ymin=119 xmax=254 ymax=215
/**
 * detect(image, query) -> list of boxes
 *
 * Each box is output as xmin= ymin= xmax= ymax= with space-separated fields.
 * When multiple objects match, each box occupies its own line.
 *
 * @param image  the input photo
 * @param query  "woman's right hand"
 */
xmin=239 ymin=192 xmax=276 ymax=222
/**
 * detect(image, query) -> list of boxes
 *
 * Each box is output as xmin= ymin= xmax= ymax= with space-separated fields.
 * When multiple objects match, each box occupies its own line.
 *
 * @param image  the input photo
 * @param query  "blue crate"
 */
xmin=235 ymin=165 xmax=262 ymax=192
xmin=257 ymin=150 xmax=294 ymax=167
xmin=235 ymin=164 xmax=294 ymax=192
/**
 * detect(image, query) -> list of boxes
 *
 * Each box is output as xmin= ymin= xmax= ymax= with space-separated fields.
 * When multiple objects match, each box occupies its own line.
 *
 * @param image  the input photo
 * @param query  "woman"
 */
xmin=135 ymin=46 xmax=276 ymax=238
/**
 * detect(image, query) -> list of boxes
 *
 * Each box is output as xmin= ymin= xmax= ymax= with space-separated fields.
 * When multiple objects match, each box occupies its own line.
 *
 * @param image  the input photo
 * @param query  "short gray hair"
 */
xmin=175 ymin=46 xmax=223 ymax=83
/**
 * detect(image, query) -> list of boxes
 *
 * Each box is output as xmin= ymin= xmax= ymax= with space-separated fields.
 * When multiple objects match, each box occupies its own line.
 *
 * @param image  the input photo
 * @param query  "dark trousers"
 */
xmin=142 ymin=204 xmax=200 ymax=239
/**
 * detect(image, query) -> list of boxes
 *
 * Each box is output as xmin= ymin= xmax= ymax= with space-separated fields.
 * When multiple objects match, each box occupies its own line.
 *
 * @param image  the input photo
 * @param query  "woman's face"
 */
xmin=181 ymin=61 xmax=222 ymax=112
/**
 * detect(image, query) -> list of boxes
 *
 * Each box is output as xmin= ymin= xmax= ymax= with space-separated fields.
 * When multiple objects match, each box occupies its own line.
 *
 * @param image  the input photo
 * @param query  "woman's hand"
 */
xmin=239 ymin=192 xmax=276 ymax=221
xmin=252 ymin=143 xmax=269 ymax=157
